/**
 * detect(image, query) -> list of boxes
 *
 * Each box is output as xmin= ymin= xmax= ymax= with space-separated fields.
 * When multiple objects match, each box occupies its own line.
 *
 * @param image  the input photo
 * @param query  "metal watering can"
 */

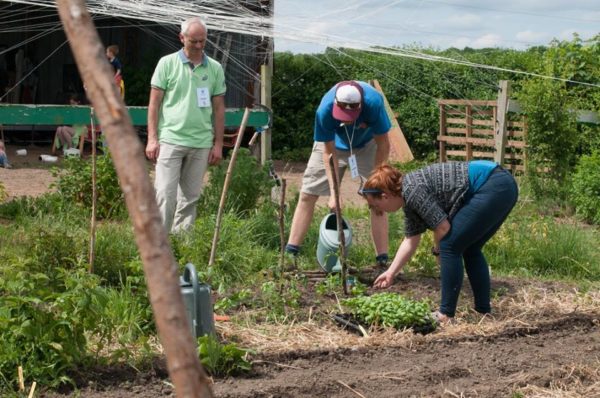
xmin=179 ymin=263 xmax=214 ymax=339
xmin=316 ymin=213 xmax=353 ymax=273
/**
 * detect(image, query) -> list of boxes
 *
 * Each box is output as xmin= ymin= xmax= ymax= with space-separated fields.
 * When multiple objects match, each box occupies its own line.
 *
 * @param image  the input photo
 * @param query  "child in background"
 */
xmin=106 ymin=45 xmax=124 ymax=100
xmin=0 ymin=140 xmax=10 ymax=168
xmin=106 ymin=45 xmax=122 ymax=81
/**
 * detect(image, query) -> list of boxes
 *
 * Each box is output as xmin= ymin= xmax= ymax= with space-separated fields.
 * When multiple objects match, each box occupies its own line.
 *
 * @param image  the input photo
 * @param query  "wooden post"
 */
xmin=465 ymin=105 xmax=473 ymax=160
xmin=438 ymin=103 xmax=447 ymax=162
xmin=278 ymin=178 xmax=287 ymax=275
xmin=260 ymin=63 xmax=272 ymax=165
xmin=209 ymin=108 xmax=250 ymax=267
xmin=259 ymin=0 xmax=273 ymax=165
xmin=328 ymin=154 xmax=348 ymax=295
xmin=88 ymin=108 xmax=97 ymax=273
xmin=55 ymin=1 xmax=214 ymax=396
xmin=494 ymin=80 xmax=511 ymax=164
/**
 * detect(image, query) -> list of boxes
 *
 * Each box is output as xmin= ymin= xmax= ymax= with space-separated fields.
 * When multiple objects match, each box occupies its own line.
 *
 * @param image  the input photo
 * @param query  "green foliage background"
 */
xmin=271 ymin=35 xmax=600 ymax=162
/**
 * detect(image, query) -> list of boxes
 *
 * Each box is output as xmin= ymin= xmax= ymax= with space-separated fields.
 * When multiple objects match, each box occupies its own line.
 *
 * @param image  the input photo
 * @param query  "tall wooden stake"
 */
xmin=209 ymin=108 xmax=250 ymax=267
xmin=88 ymin=108 xmax=97 ymax=272
xmin=494 ymin=80 xmax=511 ymax=165
xmin=277 ymin=178 xmax=287 ymax=275
xmin=327 ymin=154 xmax=348 ymax=295
xmin=55 ymin=1 xmax=213 ymax=396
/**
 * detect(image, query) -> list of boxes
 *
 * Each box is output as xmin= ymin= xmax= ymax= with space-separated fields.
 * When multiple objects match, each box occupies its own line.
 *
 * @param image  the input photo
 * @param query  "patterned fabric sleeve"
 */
xmin=403 ymin=184 xmax=448 ymax=236
xmin=401 ymin=162 xmax=470 ymax=236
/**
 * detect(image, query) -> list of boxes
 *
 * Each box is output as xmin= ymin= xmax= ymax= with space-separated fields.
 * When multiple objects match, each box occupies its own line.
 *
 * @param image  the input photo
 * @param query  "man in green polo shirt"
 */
xmin=146 ymin=16 xmax=226 ymax=233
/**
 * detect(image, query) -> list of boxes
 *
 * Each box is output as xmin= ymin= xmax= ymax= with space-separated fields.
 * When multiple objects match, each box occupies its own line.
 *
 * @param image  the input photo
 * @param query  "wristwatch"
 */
xmin=431 ymin=246 xmax=440 ymax=256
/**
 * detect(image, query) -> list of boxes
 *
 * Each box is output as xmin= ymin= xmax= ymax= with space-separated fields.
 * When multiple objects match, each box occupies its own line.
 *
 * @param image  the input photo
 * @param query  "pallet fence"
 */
xmin=437 ymin=98 xmax=527 ymax=173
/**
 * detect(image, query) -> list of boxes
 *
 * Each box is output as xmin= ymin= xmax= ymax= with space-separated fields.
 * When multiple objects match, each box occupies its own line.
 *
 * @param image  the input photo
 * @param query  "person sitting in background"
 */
xmin=53 ymin=93 xmax=85 ymax=154
xmin=360 ymin=161 xmax=518 ymax=324
xmin=0 ymin=139 xmax=11 ymax=168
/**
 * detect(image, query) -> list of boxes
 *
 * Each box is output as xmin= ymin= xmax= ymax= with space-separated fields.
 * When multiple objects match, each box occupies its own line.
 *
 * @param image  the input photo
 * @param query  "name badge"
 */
xmin=348 ymin=154 xmax=359 ymax=179
xmin=196 ymin=87 xmax=210 ymax=108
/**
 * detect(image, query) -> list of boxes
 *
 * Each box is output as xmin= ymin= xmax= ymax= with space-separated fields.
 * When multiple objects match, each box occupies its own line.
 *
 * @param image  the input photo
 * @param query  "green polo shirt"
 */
xmin=151 ymin=49 xmax=226 ymax=148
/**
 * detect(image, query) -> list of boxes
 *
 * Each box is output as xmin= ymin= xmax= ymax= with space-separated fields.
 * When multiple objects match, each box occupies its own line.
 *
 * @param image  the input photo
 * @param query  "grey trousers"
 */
xmin=154 ymin=142 xmax=210 ymax=233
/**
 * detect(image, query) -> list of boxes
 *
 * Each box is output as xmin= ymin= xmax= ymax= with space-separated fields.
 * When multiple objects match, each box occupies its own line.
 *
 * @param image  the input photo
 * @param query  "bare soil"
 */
xmin=3 ymin=143 xmax=599 ymax=398
xmin=41 ymin=276 xmax=600 ymax=398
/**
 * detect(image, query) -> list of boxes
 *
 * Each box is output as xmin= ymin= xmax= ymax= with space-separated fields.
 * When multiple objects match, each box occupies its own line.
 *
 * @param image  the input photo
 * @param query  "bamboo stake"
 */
xmin=27 ymin=381 xmax=36 ymax=398
xmin=327 ymin=154 xmax=348 ymax=295
xmin=208 ymin=108 xmax=250 ymax=267
xmin=277 ymin=178 xmax=287 ymax=275
xmin=55 ymin=1 xmax=213 ymax=396
xmin=17 ymin=366 xmax=24 ymax=391
xmin=88 ymin=108 xmax=97 ymax=272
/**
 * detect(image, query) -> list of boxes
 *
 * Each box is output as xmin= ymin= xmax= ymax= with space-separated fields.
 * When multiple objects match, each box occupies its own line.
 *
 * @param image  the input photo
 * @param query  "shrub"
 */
xmin=517 ymin=78 xmax=578 ymax=200
xmin=571 ymin=151 xmax=600 ymax=224
xmin=51 ymin=152 xmax=126 ymax=220
xmin=198 ymin=148 xmax=274 ymax=217
xmin=0 ymin=268 xmax=106 ymax=389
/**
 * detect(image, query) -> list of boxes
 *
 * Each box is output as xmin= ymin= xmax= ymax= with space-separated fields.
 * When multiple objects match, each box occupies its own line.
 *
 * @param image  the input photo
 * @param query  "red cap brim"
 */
xmin=332 ymin=104 xmax=360 ymax=122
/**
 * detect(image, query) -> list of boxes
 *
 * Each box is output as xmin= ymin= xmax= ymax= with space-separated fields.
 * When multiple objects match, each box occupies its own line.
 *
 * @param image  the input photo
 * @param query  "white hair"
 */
xmin=180 ymin=17 xmax=207 ymax=35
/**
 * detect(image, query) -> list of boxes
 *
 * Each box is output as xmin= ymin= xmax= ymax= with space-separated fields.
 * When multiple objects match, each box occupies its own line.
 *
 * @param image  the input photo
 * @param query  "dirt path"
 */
xmin=0 ymin=143 xmax=364 ymax=206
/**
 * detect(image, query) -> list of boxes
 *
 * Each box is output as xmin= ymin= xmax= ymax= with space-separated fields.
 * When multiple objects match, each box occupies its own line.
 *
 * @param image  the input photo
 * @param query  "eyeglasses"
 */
xmin=335 ymin=99 xmax=361 ymax=110
xmin=357 ymin=176 xmax=382 ymax=197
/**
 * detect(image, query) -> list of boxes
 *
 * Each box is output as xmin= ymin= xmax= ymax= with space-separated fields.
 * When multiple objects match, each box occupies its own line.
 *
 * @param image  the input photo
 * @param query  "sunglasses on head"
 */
xmin=357 ymin=176 xmax=382 ymax=197
xmin=335 ymin=99 xmax=361 ymax=110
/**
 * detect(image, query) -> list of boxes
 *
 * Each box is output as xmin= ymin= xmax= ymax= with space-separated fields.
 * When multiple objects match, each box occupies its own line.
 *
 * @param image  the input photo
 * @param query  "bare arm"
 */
xmin=432 ymin=219 xmax=451 ymax=251
xmin=145 ymin=87 xmax=164 ymax=162
xmin=372 ymin=131 xmax=391 ymax=166
xmin=208 ymin=94 xmax=225 ymax=165
xmin=322 ymin=140 xmax=340 ymax=210
xmin=374 ymin=234 xmax=421 ymax=288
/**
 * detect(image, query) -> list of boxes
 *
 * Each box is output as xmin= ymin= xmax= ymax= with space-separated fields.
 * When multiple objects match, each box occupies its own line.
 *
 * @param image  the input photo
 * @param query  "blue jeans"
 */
xmin=438 ymin=168 xmax=518 ymax=317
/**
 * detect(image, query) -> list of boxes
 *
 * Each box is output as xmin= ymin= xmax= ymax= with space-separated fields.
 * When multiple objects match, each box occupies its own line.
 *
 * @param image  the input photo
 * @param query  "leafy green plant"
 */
xmin=215 ymin=288 xmax=253 ymax=312
xmin=571 ymin=151 xmax=600 ymax=224
xmin=259 ymin=279 xmax=301 ymax=322
xmin=343 ymin=292 xmax=433 ymax=330
xmin=197 ymin=335 xmax=251 ymax=377
xmin=51 ymin=152 xmax=126 ymax=220
xmin=517 ymin=78 xmax=578 ymax=200
xmin=198 ymin=148 xmax=274 ymax=217
xmin=0 ymin=268 xmax=106 ymax=389
xmin=0 ymin=181 xmax=6 ymax=203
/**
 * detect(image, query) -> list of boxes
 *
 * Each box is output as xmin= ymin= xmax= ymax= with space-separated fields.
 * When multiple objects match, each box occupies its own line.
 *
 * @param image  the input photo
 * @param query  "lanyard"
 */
xmin=343 ymin=121 xmax=357 ymax=156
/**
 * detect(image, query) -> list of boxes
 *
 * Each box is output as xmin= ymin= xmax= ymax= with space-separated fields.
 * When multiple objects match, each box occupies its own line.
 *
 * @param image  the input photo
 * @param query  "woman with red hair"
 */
xmin=360 ymin=161 xmax=518 ymax=323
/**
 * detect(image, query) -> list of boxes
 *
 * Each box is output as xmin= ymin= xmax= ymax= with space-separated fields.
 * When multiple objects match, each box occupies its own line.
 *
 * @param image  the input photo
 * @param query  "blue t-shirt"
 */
xmin=313 ymin=81 xmax=391 ymax=150
xmin=468 ymin=160 xmax=498 ymax=194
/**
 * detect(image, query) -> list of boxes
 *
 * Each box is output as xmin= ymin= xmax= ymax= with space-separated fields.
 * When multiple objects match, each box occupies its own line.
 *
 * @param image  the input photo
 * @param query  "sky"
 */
xmin=274 ymin=0 xmax=600 ymax=53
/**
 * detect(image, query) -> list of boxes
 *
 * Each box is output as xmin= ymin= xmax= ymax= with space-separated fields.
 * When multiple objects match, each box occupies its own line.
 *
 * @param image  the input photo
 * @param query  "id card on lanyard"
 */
xmin=344 ymin=122 xmax=359 ymax=179
xmin=348 ymin=154 xmax=359 ymax=179
xmin=196 ymin=87 xmax=210 ymax=108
